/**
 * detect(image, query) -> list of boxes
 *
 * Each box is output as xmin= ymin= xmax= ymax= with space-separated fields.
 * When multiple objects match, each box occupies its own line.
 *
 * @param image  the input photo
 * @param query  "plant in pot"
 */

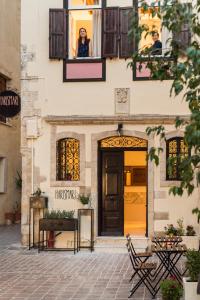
xmin=13 ymin=200 xmax=21 ymax=224
xmin=43 ymin=210 xmax=75 ymax=248
xmin=79 ymin=194 xmax=91 ymax=208
xmin=164 ymin=224 xmax=178 ymax=237
xmin=4 ymin=211 xmax=15 ymax=225
xmin=183 ymin=250 xmax=200 ymax=300
xmin=160 ymin=277 xmax=183 ymax=300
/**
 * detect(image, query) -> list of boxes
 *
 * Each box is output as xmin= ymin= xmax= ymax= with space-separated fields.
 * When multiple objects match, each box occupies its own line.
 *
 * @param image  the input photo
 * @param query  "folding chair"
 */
xmin=127 ymin=240 xmax=157 ymax=299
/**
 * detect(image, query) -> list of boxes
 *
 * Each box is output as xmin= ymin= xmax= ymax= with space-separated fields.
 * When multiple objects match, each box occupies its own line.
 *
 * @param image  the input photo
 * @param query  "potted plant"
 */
xmin=13 ymin=200 xmax=21 ymax=224
xmin=164 ymin=220 xmax=199 ymax=250
xmin=4 ymin=212 xmax=15 ymax=225
xmin=79 ymin=194 xmax=90 ymax=208
xmin=160 ymin=277 xmax=183 ymax=300
xmin=183 ymin=250 xmax=200 ymax=300
xmin=164 ymin=224 xmax=178 ymax=237
xmin=30 ymin=188 xmax=48 ymax=209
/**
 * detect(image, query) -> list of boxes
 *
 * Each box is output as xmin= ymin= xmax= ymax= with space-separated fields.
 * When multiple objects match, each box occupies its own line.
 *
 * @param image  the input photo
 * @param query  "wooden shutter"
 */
xmin=173 ymin=23 xmax=191 ymax=49
xmin=49 ymin=9 xmax=66 ymax=59
xmin=102 ymin=8 xmax=119 ymax=58
xmin=119 ymin=8 xmax=134 ymax=58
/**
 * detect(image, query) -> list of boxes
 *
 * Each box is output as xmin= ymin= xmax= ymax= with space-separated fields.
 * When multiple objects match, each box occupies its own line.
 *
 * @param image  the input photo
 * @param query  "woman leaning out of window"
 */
xmin=76 ymin=27 xmax=92 ymax=58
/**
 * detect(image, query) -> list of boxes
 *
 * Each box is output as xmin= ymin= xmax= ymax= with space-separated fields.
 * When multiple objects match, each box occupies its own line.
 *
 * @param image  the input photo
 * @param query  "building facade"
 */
xmin=0 ymin=0 xmax=21 ymax=224
xmin=21 ymin=0 xmax=199 ymax=246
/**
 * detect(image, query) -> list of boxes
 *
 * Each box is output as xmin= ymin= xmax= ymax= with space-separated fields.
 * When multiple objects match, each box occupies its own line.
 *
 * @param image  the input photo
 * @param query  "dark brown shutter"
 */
xmin=119 ymin=8 xmax=134 ymax=58
xmin=49 ymin=9 xmax=66 ymax=59
xmin=173 ymin=23 xmax=191 ymax=49
xmin=102 ymin=8 xmax=119 ymax=58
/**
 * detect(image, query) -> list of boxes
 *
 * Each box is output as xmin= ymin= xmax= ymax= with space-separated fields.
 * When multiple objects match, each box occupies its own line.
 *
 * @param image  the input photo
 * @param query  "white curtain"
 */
xmin=162 ymin=26 xmax=172 ymax=56
xmin=92 ymin=10 xmax=101 ymax=57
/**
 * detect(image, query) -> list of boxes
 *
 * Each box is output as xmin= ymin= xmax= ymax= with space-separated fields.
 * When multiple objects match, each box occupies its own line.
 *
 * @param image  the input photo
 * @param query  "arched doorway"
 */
xmin=98 ymin=136 xmax=148 ymax=237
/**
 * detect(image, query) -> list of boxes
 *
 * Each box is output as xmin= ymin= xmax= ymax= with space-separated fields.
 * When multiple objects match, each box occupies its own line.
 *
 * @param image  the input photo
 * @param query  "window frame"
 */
xmin=133 ymin=0 xmax=175 ymax=81
xmin=63 ymin=0 xmax=106 ymax=81
xmin=68 ymin=0 xmax=102 ymax=10
xmin=166 ymin=137 xmax=189 ymax=181
xmin=0 ymin=157 xmax=7 ymax=194
xmin=56 ymin=138 xmax=80 ymax=182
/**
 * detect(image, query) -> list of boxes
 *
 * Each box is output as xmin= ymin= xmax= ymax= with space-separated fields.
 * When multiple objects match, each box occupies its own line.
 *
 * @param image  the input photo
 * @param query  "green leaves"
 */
xmin=129 ymin=0 xmax=200 ymax=197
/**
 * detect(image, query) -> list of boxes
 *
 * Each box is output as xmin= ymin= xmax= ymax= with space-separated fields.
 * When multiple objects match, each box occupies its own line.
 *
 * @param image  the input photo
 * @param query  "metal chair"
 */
xmin=126 ymin=238 xmax=157 ymax=299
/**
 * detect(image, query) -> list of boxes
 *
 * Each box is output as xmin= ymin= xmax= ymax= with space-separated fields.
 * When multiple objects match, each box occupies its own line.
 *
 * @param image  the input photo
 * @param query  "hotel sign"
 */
xmin=0 ymin=90 xmax=21 ymax=117
xmin=55 ymin=188 xmax=79 ymax=200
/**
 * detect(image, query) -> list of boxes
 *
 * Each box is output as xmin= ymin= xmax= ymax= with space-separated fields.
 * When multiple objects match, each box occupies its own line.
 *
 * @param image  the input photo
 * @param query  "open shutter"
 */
xmin=102 ymin=8 xmax=119 ymax=58
xmin=49 ymin=9 xmax=66 ymax=59
xmin=119 ymin=8 xmax=134 ymax=58
xmin=173 ymin=23 xmax=191 ymax=49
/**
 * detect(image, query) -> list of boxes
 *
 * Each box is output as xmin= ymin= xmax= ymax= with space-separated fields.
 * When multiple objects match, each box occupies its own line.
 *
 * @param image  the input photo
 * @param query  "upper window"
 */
xmin=69 ymin=10 xmax=102 ymax=59
xmin=138 ymin=2 xmax=171 ymax=57
xmin=69 ymin=0 xmax=101 ymax=9
xmin=166 ymin=137 xmax=189 ymax=181
xmin=56 ymin=138 xmax=80 ymax=181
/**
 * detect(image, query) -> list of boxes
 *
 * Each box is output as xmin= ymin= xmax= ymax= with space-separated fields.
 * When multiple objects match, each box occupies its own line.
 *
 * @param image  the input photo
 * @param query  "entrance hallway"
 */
xmin=0 ymin=225 xmax=163 ymax=299
xmin=124 ymin=151 xmax=147 ymax=236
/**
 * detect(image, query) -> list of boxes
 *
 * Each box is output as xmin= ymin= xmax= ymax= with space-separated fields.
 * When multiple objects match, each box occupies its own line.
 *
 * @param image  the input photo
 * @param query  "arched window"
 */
xmin=166 ymin=137 xmax=189 ymax=181
xmin=56 ymin=138 xmax=80 ymax=181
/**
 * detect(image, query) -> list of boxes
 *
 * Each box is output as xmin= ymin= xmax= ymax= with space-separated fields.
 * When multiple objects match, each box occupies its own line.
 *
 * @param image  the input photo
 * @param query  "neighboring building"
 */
xmin=0 ymin=0 xmax=21 ymax=224
xmin=21 ymin=0 xmax=199 ymax=246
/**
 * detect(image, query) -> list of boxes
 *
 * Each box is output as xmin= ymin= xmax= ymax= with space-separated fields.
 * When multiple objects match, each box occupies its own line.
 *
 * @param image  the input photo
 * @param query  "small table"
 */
xmin=152 ymin=236 xmax=183 ymax=247
xmin=151 ymin=243 xmax=187 ymax=297
xmin=78 ymin=209 xmax=94 ymax=252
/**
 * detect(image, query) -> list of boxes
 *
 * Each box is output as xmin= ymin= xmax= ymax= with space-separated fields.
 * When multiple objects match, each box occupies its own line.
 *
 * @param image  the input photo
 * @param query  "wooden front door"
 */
xmin=100 ymin=151 xmax=124 ymax=236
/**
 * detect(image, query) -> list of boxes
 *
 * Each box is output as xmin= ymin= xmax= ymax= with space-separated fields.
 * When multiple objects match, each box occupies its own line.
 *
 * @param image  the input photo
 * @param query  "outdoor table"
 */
xmin=152 ymin=236 xmax=182 ymax=247
xmin=151 ymin=243 xmax=187 ymax=297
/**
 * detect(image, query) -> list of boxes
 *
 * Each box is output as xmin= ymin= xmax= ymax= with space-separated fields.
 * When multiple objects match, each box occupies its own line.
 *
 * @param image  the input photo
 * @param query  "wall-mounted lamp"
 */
xmin=117 ymin=123 xmax=123 ymax=136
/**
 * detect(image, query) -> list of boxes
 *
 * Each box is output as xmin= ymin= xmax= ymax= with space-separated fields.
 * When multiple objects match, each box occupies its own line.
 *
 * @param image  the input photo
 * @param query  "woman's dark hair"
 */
xmin=78 ymin=27 xmax=90 ymax=46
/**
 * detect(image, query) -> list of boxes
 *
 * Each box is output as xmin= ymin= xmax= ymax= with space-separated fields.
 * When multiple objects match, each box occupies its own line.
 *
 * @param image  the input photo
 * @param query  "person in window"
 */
xmin=151 ymin=32 xmax=162 ymax=55
xmin=76 ymin=28 xmax=92 ymax=58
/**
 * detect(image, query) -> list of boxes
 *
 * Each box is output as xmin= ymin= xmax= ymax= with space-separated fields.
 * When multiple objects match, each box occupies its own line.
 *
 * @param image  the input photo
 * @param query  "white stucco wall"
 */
xmin=21 ymin=0 xmax=199 ymax=245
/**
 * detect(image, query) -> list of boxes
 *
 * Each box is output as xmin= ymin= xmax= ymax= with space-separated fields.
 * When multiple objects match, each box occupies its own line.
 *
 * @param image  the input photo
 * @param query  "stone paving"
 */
xmin=0 ymin=225 xmax=168 ymax=300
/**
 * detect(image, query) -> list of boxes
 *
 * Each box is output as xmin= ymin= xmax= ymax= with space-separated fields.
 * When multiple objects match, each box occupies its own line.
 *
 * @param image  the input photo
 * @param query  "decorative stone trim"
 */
xmin=91 ymin=129 xmax=155 ymax=237
xmin=154 ymin=212 xmax=169 ymax=221
xmin=160 ymin=130 xmax=184 ymax=187
xmin=154 ymin=191 xmax=167 ymax=199
xmin=45 ymin=115 xmax=190 ymax=125
xmin=50 ymin=126 xmax=86 ymax=187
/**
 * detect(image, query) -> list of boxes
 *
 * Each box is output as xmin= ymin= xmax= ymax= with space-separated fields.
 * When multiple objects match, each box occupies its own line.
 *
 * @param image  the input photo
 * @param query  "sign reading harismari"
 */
xmin=0 ymin=90 xmax=21 ymax=117
xmin=55 ymin=188 xmax=79 ymax=200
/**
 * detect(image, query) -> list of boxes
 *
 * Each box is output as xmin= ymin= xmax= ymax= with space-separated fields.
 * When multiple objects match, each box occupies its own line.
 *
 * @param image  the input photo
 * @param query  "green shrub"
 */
xmin=164 ymin=224 xmax=178 ymax=236
xmin=44 ymin=210 xmax=75 ymax=219
xmin=186 ymin=250 xmax=200 ymax=282
xmin=160 ymin=278 xmax=183 ymax=300
xmin=79 ymin=194 xmax=90 ymax=205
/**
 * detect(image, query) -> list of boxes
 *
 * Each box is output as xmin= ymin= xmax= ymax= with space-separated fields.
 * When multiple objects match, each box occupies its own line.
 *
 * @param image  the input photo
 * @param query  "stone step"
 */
xmin=94 ymin=236 xmax=149 ymax=253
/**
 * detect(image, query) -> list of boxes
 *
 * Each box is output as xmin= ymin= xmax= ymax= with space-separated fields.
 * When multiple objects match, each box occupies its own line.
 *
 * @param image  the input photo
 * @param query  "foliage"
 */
xmin=15 ymin=171 xmax=22 ymax=190
xmin=176 ymin=218 xmax=185 ymax=236
xmin=164 ymin=224 xmax=178 ymax=236
xmin=32 ymin=188 xmax=44 ymax=197
xmin=160 ymin=277 xmax=183 ymax=300
xmin=192 ymin=207 xmax=200 ymax=223
xmin=186 ymin=250 xmax=200 ymax=282
xmin=129 ymin=0 xmax=200 ymax=197
xmin=186 ymin=225 xmax=196 ymax=236
xmin=44 ymin=210 xmax=75 ymax=219
xmin=164 ymin=219 xmax=195 ymax=236
xmin=79 ymin=194 xmax=90 ymax=205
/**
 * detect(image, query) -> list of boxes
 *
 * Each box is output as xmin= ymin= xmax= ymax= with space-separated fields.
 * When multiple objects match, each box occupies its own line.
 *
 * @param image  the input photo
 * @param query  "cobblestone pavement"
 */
xmin=0 ymin=225 xmax=167 ymax=300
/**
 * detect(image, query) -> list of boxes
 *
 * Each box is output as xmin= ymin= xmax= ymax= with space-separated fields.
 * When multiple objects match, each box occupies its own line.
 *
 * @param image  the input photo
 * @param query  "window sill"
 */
xmin=64 ymin=58 xmax=106 ymax=82
xmin=0 ymin=121 xmax=11 ymax=127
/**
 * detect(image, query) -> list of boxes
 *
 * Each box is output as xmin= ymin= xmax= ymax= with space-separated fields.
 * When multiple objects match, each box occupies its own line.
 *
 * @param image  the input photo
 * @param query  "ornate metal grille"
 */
xmin=56 ymin=138 xmax=80 ymax=181
xmin=0 ymin=76 xmax=6 ymax=123
xmin=166 ymin=137 xmax=189 ymax=180
xmin=100 ymin=136 xmax=147 ymax=148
